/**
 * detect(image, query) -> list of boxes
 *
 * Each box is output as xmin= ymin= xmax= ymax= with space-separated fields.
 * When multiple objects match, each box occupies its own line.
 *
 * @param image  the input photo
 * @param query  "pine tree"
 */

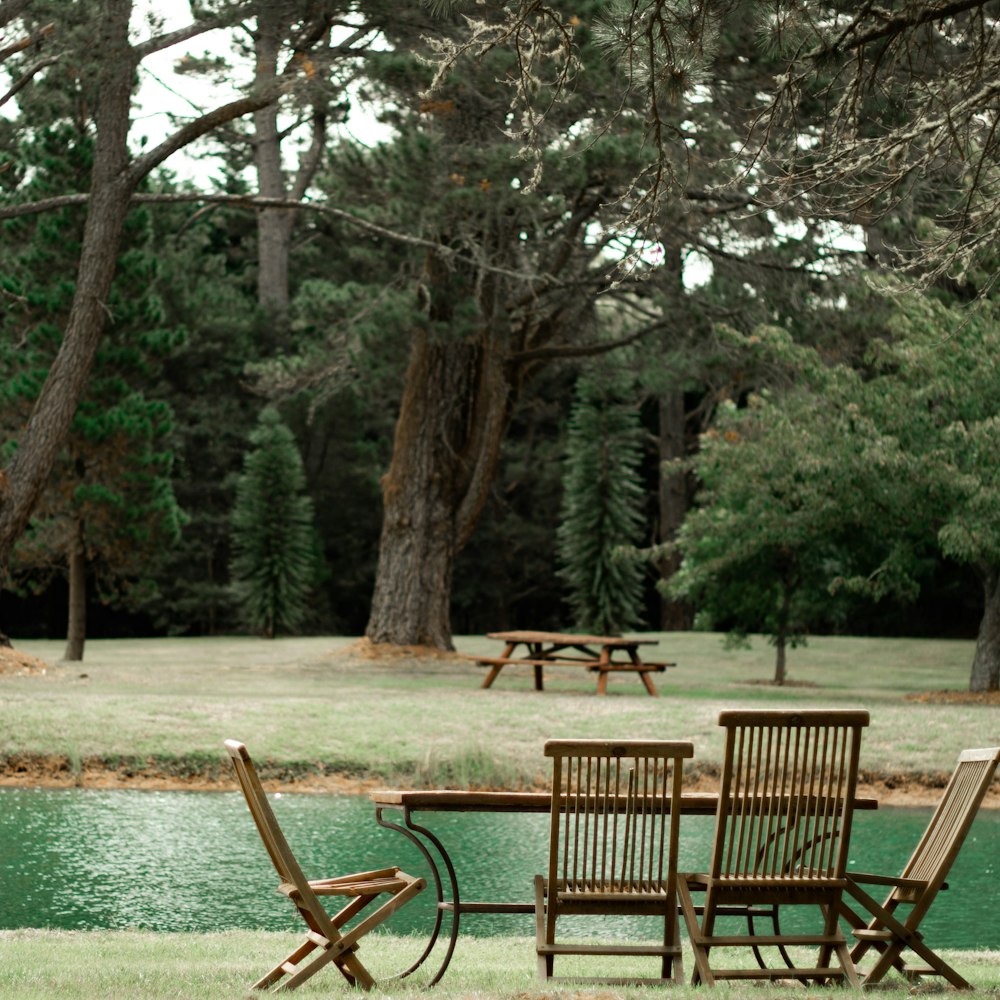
xmin=229 ymin=407 xmax=318 ymax=638
xmin=1 ymin=123 xmax=184 ymax=658
xmin=557 ymin=373 xmax=646 ymax=636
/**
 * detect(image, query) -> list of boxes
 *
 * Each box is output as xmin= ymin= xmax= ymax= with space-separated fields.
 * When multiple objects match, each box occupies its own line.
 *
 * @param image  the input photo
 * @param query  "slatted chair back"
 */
xmin=546 ymin=739 xmax=691 ymax=897
xmin=898 ymin=746 xmax=1000 ymax=911
xmin=226 ymin=739 xmax=316 ymax=906
xmin=537 ymin=739 xmax=694 ymax=983
xmin=711 ymin=710 xmax=870 ymax=884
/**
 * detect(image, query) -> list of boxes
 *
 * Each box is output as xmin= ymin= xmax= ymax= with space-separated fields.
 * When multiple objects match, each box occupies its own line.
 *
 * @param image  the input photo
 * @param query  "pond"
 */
xmin=0 ymin=788 xmax=998 ymax=949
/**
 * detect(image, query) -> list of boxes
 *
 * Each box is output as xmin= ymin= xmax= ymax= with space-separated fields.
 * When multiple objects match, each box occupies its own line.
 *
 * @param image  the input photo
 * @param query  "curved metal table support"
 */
xmin=373 ymin=804 xmax=461 ymax=985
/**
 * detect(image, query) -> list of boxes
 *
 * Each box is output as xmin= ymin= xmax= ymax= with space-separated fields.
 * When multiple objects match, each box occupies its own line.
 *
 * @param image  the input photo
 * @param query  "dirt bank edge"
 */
xmin=1 ymin=752 xmax=996 ymax=809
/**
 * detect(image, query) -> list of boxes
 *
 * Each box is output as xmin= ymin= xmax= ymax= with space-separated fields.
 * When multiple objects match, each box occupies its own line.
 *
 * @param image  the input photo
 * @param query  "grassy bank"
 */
xmin=1 ymin=930 xmax=998 ymax=1000
xmin=2 ymin=633 xmax=998 ymax=792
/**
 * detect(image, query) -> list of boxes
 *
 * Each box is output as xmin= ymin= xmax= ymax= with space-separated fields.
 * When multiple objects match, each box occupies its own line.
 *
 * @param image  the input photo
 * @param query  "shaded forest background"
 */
xmin=0 ymin=1 xmax=993 ymax=656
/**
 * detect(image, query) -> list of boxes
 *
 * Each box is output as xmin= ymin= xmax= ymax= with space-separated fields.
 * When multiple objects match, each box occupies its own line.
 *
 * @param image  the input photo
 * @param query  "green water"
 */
xmin=0 ymin=788 xmax=997 ymax=948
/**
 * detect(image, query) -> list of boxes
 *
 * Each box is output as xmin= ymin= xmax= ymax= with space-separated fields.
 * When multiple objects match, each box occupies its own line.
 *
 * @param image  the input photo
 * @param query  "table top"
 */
xmin=370 ymin=789 xmax=878 ymax=813
xmin=486 ymin=630 xmax=659 ymax=648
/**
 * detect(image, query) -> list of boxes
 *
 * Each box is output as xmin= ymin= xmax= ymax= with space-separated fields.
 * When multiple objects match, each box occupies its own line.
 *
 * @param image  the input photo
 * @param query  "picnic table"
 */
xmin=467 ymin=630 xmax=674 ymax=696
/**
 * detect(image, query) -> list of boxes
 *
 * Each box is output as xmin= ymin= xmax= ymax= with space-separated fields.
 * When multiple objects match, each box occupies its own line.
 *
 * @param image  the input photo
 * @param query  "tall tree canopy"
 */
xmin=458 ymin=1 xmax=1000 ymax=288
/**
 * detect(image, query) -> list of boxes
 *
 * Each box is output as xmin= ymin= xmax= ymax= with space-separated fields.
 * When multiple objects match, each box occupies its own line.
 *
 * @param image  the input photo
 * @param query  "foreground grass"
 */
xmin=3 ymin=633 xmax=998 ymax=788
xmin=1 ymin=931 xmax=997 ymax=1000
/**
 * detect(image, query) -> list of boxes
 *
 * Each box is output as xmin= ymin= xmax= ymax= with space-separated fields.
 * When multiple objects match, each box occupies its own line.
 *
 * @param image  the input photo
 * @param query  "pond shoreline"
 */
xmin=1 ymin=755 xmax=996 ymax=809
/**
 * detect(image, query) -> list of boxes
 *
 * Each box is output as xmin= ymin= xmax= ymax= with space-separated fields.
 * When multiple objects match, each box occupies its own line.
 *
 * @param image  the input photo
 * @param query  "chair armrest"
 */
xmin=847 ymin=871 xmax=931 ymax=890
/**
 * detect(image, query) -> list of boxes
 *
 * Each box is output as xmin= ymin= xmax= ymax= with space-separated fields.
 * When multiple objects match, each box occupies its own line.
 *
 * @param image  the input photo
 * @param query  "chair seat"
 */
xmin=279 ymin=874 xmax=412 ymax=899
xmin=552 ymin=878 xmax=671 ymax=899
xmin=684 ymin=873 xmax=850 ymax=890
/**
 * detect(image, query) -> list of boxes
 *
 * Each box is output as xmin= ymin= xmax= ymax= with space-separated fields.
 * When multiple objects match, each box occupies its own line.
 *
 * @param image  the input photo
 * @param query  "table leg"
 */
xmin=481 ymin=642 xmax=518 ymax=689
xmin=529 ymin=643 xmax=545 ymax=691
xmin=595 ymin=648 xmax=611 ymax=695
xmin=626 ymin=647 xmax=660 ymax=697
xmin=373 ymin=806 xmax=461 ymax=985
xmin=481 ymin=664 xmax=504 ymax=689
xmin=639 ymin=670 xmax=660 ymax=697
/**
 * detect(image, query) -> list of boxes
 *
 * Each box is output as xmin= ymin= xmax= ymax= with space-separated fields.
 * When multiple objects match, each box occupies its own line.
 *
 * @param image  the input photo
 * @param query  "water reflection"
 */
xmin=0 ymin=788 xmax=997 ymax=948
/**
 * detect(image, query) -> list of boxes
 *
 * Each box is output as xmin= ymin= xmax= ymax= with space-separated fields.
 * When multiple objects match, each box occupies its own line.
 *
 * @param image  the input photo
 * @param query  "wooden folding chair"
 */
xmin=677 ymin=710 xmax=869 ymax=986
xmin=841 ymin=745 xmax=1000 ymax=988
xmin=534 ymin=739 xmax=694 ymax=984
xmin=225 ymin=740 xmax=425 ymax=991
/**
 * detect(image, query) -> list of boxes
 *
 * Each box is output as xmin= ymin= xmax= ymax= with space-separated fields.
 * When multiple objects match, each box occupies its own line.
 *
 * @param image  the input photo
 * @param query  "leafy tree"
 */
xmin=140 ymin=199 xmax=264 ymax=636
xmin=410 ymin=2 xmax=894 ymax=647
xmin=342 ymin=2 xmax=758 ymax=650
xmin=229 ymin=406 xmax=318 ymax=638
xmin=667 ymin=361 xmax=914 ymax=684
xmin=557 ymin=371 xmax=646 ymax=636
xmin=673 ymin=297 xmax=1000 ymax=692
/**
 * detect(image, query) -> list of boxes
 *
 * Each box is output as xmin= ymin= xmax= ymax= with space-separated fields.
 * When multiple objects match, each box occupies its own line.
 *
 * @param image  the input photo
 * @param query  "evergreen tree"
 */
xmin=557 ymin=372 xmax=646 ymax=636
xmin=229 ymin=407 xmax=318 ymax=638
xmin=1 ymin=124 xmax=184 ymax=658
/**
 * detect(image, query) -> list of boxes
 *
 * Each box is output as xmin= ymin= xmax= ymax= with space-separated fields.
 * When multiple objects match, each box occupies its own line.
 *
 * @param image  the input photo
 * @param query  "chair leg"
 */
xmin=534 ymin=875 xmax=554 ymax=979
xmin=844 ymin=881 xmax=971 ymax=988
xmin=677 ymin=875 xmax=715 ymax=986
xmin=820 ymin=903 xmax=861 ymax=989
xmin=253 ymin=932 xmax=373 ymax=992
xmin=663 ymin=904 xmax=684 ymax=984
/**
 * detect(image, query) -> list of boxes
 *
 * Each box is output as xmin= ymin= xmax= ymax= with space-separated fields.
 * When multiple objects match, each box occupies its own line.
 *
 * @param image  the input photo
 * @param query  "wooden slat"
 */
xmin=538 ymin=943 xmax=680 ymax=956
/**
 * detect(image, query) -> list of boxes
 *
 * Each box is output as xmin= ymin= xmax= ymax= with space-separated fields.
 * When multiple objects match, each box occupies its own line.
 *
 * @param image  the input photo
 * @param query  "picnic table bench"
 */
xmin=465 ymin=630 xmax=674 ymax=696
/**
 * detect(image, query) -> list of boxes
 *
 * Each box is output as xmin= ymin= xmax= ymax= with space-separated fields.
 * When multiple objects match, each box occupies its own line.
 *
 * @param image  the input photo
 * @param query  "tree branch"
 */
xmin=810 ymin=0 xmax=989 ymax=61
xmin=132 ymin=5 xmax=251 ymax=61
xmin=0 ymin=51 xmax=57 ymax=108
xmin=509 ymin=319 xmax=668 ymax=367
xmin=0 ymin=19 xmax=52 ymax=61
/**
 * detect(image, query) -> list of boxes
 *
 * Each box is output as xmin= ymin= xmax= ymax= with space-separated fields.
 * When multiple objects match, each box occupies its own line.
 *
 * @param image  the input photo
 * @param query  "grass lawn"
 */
xmin=2 ymin=632 xmax=997 ymax=789
xmin=0 ymin=930 xmax=998 ymax=1000
xmin=1 ymin=633 xmax=998 ymax=998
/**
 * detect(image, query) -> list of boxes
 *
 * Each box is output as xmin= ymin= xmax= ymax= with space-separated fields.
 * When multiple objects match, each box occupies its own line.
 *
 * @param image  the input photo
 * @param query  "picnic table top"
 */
xmin=486 ymin=630 xmax=659 ymax=648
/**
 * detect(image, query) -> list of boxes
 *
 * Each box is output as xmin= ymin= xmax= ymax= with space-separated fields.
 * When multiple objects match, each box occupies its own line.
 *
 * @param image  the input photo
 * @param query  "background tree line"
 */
xmin=0 ymin=1 xmax=997 ymax=690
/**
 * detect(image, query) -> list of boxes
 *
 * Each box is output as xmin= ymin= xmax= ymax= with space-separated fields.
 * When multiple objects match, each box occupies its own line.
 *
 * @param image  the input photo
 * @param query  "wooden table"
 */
xmin=469 ymin=630 xmax=674 ymax=696
xmin=370 ymin=788 xmax=878 ymax=984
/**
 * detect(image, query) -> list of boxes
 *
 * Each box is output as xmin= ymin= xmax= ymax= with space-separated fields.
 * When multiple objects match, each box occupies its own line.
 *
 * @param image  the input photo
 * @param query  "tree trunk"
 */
xmin=970 ymin=570 xmax=1000 ymax=691
xmin=252 ymin=5 xmax=293 ymax=312
xmin=63 ymin=517 xmax=86 ymax=661
xmin=365 ymin=324 xmax=513 ymax=649
xmin=0 ymin=0 xmax=135 ymax=573
xmin=774 ymin=631 xmax=787 ymax=686
xmin=655 ymin=241 xmax=691 ymax=629
xmin=657 ymin=388 xmax=691 ymax=629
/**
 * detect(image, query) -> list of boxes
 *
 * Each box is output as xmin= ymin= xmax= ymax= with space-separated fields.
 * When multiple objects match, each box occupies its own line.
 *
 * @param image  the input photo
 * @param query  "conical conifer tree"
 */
xmin=557 ymin=373 xmax=646 ymax=635
xmin=230 ymin=408 xmax=317 ymax=638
